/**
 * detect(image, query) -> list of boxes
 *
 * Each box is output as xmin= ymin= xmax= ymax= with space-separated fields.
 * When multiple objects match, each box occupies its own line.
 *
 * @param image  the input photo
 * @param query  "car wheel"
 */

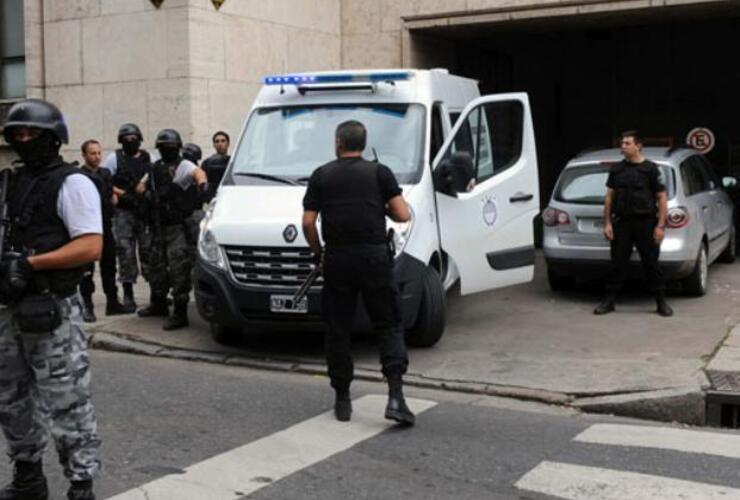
xmin=718 ymin=224 xmax=736 ymax=263
xmin=405 ymin=267 xmax=446 ymax=348
xmin=547 ymin=268 xmax=575 ymax=291
xmin=682 ymin=244 xmax=708 ymax=297
xmin=210 ymin=322 xmax=242 ymax=345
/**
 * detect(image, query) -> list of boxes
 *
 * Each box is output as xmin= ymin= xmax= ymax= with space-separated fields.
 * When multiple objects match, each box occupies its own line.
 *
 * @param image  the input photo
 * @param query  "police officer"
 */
xmin=103 ymin=123 xmax=152 ymax=312
xmin=302 ymin=120 xmax=414 ymax=425
xmin=136 ymin=129 xmax=208 ymax=330
xmin=595 ymin=130 xmax=673 ymax=317
xmin=200 ymin=131 xmax=231 ymax=204
xmin=182 ymin=143 xmax=204 ymax=252
xmin=0 ymin=99 xmax=102 ymax=499
xmin=78 ymin=139 xmax=127 ymax=322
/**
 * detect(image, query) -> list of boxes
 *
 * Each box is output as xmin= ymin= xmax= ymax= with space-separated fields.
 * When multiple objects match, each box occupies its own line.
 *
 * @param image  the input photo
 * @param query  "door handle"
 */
xmin=509 ymin=193 xmax=534 ymax=203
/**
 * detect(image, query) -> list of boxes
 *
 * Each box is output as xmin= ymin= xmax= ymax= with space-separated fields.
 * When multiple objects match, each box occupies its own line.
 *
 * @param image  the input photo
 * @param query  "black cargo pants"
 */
xmin=606 ymin=215 xmax=664 ymax=294
xmin=321 ymin=244 xmax=409 ymax=391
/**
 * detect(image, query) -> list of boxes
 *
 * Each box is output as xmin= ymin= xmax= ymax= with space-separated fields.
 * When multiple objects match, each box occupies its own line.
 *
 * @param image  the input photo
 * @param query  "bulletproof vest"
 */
xmin=151 ymin=159 xmax=194 ymax=225
xmin=319 ymin=158 xmax=388 ymax=246
xmin=202 ymin=154 xmax=229 ymax=203
xmin=610 ymin=162 xmax=658 ymax=217
xmin=113 ymin=149 xmax=151 ymax=210
xmin=8 ymin=159 xmax=87 ymax=297
xmin=84 ymin=165 xmax=115 ymax=222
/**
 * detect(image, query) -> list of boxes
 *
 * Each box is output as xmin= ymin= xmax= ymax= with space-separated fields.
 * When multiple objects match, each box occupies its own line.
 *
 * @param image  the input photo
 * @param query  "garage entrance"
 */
xmin=408 ymin=4 xmax=740 ymax=202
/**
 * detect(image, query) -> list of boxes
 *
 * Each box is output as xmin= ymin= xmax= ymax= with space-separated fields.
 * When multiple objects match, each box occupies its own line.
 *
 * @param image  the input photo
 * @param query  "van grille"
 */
xmin=224 ymin=246 xmax=322 ymax=289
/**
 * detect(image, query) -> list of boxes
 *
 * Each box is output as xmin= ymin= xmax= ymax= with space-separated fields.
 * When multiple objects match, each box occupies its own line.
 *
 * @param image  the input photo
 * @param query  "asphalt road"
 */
xmin=2 ymin=351 xmax=739 ymax=499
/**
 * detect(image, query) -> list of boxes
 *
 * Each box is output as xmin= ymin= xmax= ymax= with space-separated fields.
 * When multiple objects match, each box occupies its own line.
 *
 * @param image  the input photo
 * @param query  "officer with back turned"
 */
xmin=595 ymin=130 xmax=673 ymax=317
xmin=136 ymin=129 xmax=208 ymax=330
xmin=0 ymin=99 xmax=102 ymax=499
xmin=302 ymin=120 xmax=415 ymax=425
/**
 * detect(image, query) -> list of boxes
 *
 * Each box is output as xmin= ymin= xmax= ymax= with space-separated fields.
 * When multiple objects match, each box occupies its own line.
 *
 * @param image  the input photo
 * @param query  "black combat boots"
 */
xmin=0 ymin=460 xmax=49 ymax=500
xmin=105 ymin=294 xmax=128 ymax=316
xmin=121 ymin=283 xmax=137 ymax=313
xmin=81 ymin=296 xmax=96 ymax=323
xmin=334 ymin=388 xmax=352 ymax=422
xmin=593 ymin=293 xmax=617 ymax=315
xmin=162 ymin=303 xmax=189 ymax=331
xmin=137 ymin=296 xmax=169 ymax=318
xmin=656 ymin=291 xmax=674 ymax=317
xmin=67 ymin=480 xmax=94 ymax=500
xmin=385 ymin=374 xmax=415 ymax=426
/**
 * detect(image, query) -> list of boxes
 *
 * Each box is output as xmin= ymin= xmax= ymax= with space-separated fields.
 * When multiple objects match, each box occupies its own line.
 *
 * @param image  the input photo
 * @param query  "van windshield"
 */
xmin=554 ymin=162 xmax=675 ymax=204
xmin=231 ymin=104 xmax=426 ymax=184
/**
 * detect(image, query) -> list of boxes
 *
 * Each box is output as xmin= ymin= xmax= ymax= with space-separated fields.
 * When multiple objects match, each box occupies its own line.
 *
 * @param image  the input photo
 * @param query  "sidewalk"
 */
xmin=86 ymin=253 xmax=740 ymax=424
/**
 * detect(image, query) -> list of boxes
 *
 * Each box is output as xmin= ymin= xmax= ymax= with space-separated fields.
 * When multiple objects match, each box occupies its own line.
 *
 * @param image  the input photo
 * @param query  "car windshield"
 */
xmin=231 ymin=104 xmax=426 ymax=184
xmin=555 ymin=162 xmax=675 ymax=204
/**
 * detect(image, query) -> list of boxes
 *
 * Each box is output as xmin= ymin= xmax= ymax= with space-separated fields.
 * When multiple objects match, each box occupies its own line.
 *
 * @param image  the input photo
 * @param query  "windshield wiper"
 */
xmin=234 ymin=172 xmax=301 ymax=186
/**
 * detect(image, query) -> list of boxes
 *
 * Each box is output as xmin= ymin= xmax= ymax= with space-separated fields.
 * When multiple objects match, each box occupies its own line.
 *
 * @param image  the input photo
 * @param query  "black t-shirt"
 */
xmin=606 ymin=159 xmax=665 ymax=217
xmin=201 ymin=153 xmax=230 ymax=202
xmin=303 ymin=157 xmax=402 ymax=246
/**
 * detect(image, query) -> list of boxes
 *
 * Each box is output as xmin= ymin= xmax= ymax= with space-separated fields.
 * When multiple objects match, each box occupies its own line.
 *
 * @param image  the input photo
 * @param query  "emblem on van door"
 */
xmin=283 ymin=224 xmax=298 ymax=243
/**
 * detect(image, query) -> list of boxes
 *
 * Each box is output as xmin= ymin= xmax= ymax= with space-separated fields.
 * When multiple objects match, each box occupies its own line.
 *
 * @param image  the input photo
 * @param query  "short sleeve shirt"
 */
xmin=56 ymin=173 xmax=103 ymax=238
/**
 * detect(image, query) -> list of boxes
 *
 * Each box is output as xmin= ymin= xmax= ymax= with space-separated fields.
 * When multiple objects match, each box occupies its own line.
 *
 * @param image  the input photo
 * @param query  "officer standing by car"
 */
xmin=103 ymin=123 xmax=152 ymax=312
xmin=182 ymin=143 xmax=204 ymax=247
xmin=200 ymin=131 xmax=231 ymax=203
xmin=136 ymin=129 xmax=208 ymax=330
xmin=302 ymin=120 xmax=415 ymax=425
xmin=0 ymin=99 xmax=102 ymax=499
xmin=78 ymin=139 xmax=128 ymax=322
xmin=595 ymin=130 xmax=673 ymax=317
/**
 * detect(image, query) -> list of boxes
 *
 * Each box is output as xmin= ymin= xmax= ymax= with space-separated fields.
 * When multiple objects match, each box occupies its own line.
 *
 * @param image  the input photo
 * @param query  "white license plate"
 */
xmin=270 ymin=295 xmax=308 ymax=314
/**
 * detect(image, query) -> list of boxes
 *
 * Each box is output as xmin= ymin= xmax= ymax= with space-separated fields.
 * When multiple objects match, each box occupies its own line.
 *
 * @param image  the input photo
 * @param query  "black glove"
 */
xmin=0 ymin=256 xmax=34 ymax=296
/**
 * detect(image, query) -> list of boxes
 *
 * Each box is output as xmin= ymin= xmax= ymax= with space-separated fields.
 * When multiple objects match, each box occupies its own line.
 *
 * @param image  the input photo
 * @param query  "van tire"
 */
xmin=718 ymin=225 xmax=736 ymax=263
xmin=405 ymin=267 xmax=446 ymax=348
xmin=682 ymin=244 xmax=708 ymax=297
xmin=547 ymin=268 xmax=575 ymax=291
xmin=210 ymin=322 xmax=242 ymax=345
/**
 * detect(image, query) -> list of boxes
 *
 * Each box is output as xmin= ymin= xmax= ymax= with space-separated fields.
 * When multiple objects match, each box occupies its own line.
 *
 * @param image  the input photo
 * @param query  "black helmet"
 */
xmin=155 ymin=128 xmax=182 ymax=149
xmin=182 ymin=143 xmax=202 ymax=163
xmin=117 ymin=123 xmax=143 ymax=143
xmin=3 ymin=99 xmax=69 ymax=144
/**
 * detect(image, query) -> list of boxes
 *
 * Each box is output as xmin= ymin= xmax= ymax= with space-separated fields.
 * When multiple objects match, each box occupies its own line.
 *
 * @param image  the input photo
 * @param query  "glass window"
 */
xmin=681 ymin=158 xmax=709 ymax=195
xmin=697 ymin=156 xmax=721 ymax=191
xmin=556 ymin=162 xmax=675 ymax=204
xmin=1 ymin=0 xmax=25 ymax=99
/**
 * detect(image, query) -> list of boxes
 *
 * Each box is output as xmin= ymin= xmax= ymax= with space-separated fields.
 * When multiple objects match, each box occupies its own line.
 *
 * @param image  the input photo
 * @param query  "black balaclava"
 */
xmin=158 ymin=145 xmax=180 ymax=164
xmin=121 ymin=139 xmax=141 ymax=156
xmin=11 ymin=130 xmax=60 ymax=170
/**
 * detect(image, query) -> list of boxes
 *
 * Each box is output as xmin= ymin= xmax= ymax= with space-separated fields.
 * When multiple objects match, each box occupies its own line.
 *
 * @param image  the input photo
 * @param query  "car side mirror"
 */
xmin=722 ymin=176 xmax=738 ymax=189
xmin=433 ymin=151 xmax=475 ymax=197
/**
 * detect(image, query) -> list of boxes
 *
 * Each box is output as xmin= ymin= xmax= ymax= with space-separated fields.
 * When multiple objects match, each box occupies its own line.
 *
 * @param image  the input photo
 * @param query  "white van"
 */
xmin=195 ymin=69 xmax=540 ymax=347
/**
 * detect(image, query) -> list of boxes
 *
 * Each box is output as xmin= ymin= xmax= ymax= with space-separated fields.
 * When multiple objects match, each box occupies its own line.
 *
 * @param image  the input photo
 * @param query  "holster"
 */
xmin=14 ymin=292 xmax=62 ymax=334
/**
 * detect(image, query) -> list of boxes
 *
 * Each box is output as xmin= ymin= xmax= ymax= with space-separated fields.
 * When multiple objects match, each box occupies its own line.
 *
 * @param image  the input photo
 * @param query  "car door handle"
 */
xmin=509 ymin=193 xmax=534 ymax=203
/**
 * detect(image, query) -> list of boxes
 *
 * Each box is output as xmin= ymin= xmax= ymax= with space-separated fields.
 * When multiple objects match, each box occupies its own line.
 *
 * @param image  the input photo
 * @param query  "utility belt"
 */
xmin=1 ymin=267 xmax=75 ymax=334
xmin=611 ymin=212 xmax=658 ymax=224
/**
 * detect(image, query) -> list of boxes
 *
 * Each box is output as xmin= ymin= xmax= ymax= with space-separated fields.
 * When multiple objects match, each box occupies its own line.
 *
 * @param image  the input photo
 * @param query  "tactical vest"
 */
xmin=610 ymin=162 xmax=658 ymax=217
xmin=9 ymin=160 xmax=87 ymax=297
xmin=151 ymin=159 xmax=194 ymax=225
xmin=113 ymin=149 xmax=150 ymax=211
xmin=202 ymin=154 xmax=230 ymax=203
xmin=84 ymin=165 xmax=115 ymax=223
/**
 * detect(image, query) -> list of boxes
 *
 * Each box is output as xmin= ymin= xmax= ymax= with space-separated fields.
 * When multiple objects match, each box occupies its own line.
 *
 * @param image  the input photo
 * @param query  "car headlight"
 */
xmin=198 ymin=207 xmax=226 ymax=269
xmin=387 ymin=207 xmax=414 ymax=258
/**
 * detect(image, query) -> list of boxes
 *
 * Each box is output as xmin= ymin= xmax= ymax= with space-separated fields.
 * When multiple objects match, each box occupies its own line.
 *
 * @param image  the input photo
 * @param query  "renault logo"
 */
xmin=283 ymin=224 xmax=298 ymax=243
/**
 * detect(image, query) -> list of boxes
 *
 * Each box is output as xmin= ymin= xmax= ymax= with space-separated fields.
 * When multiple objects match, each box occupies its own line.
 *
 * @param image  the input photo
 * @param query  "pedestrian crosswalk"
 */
xmin=516 ymin=423 xmax=740 ymax=499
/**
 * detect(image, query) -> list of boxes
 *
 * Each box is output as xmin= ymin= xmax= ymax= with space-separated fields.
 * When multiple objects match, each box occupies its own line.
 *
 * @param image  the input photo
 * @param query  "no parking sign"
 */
xmin=686 ymin=127 xmax=715 ymax=154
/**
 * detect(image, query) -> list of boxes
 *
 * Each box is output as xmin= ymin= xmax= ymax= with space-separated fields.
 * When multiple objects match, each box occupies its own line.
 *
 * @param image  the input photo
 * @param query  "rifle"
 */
xmin=292 ymin=264 xmax=321 ymax=305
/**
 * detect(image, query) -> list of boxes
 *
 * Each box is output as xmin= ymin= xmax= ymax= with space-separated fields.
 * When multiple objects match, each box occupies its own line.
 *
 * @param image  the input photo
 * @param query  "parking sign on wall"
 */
xmin=686 ymin=127 xmax=716 ymax=154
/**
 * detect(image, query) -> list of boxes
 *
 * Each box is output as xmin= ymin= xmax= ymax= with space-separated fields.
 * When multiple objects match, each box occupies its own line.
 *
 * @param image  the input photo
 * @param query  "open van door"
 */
xmin=433 ymin=93 xmax=539 ymax=295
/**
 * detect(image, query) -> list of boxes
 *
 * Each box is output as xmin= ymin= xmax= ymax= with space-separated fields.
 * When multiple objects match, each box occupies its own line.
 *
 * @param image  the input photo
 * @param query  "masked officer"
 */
xmin=182 ymin=143 xmax=205 ymax=252
xmin=200 ymin=131 xmax=230 ymax=204
xmin=595 ymin=130 xmax=673 ymax=317
xmin=302 ymin=120 xmax=414 ymax=425
xmin=102 ymin=123 xmax=152 ymax=312
xmin=136 ymin=129 xmax=208 ymax=330
xmin=0 ymin=99 xmax=102 ymax=499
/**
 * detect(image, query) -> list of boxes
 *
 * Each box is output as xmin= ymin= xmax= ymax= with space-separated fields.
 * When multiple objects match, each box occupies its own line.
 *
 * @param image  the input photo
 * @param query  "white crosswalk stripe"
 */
xmin=516 ymin=423 xmax=740 ymax=500
xmin=106 ymin=395 xmax=436 ymax=500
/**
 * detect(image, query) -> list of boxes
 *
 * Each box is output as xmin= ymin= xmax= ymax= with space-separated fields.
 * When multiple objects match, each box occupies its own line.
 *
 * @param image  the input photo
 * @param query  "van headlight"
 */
xmin=387 ymin=207 xmax=414 ymax=258
xmin=198 ymin=222 xmax=226 ymax=270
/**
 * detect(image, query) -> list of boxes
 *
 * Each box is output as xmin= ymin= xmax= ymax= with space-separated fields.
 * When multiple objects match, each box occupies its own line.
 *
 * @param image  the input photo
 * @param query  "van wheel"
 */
xmin=210 ymin=322 xmax=242 ymax=345
xmin=718 ymin=225 xmax=736 ymax=263
xmin=405 ymin=267 xmax=446 ymax=348
xmin=682 ymin=244 xmax=708 ymax=297
xmin=547 ymin=268 xmax=575 ymax=291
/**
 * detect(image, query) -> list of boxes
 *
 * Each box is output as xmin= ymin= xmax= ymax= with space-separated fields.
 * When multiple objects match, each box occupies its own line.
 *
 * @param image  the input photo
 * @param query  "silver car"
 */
xmin=543 ymin=147 xmax=736 ymax=296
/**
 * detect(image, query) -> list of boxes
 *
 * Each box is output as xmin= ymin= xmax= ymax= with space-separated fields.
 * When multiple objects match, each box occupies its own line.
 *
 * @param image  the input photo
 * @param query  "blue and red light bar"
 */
xmin=262 ymin=71 xmax=412 ymax=86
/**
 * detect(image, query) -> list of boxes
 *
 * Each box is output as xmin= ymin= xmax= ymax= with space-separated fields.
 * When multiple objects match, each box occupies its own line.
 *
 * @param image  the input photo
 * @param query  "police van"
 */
xmin=195 ymin=69 xmax=539 ymax=346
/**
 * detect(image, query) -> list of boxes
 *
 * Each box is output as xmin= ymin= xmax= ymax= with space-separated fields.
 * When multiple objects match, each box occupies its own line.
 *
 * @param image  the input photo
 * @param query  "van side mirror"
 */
xmin=433 ymin=151 xmax=475 ymax=197
xmin=722 ymin=176 xmax=738 ymax=189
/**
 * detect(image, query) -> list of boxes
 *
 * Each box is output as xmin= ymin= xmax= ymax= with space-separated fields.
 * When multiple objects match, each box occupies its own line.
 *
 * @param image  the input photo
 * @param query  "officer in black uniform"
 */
xmin=182 ymin=143 xmax=202 ymax=166
xmin=0 ymin=99 xmax=102 ymax=500
xmin=136 ymin=129 xmax=208 ymax=330
xmin=200 ymin=131 xmax=231 ymax=204
xmin=78 ymin=139 xmax=127 ymax=321
xmin=595 ymin=130 xmax=673 ymax=317
xmin=302 ymin=120 xmax=415 ymax=425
